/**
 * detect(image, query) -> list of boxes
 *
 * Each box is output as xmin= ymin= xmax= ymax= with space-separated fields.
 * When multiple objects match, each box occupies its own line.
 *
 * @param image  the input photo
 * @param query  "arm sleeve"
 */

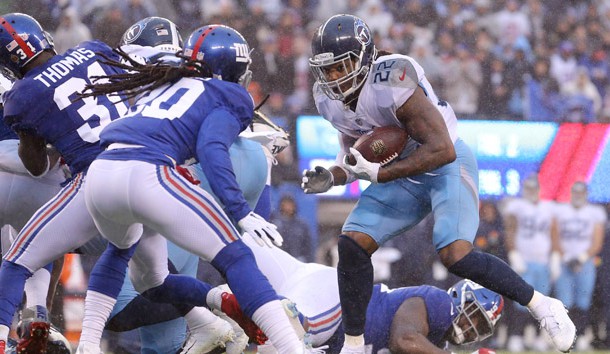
xmin=197 ymin=108 xmax=251 ymax=222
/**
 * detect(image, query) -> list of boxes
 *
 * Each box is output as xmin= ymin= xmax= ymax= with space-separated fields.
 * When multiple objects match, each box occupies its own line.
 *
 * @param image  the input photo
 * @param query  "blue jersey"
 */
xmin=328 ymin=284 xmax=457 ymax=353
xmin=0 ymin=108 xmax=17 ymax=140
xmin=99 ymin=77 xmax=255 ymax=222
xmin=2 ymin=41 xmax=129 ymax=174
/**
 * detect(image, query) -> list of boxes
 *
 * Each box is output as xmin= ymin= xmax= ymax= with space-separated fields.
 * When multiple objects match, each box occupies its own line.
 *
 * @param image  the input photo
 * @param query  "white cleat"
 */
xmin=180 ymin=315 xmax=236 ymax=354
xmin=212 ymin=309 xmax=249 ymax=354
xmin=529 ymin=297 xmax=577 ymax=353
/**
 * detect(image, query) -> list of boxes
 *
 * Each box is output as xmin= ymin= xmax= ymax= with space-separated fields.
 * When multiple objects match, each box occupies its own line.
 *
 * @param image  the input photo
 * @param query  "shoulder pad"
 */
xmin=370 ymin=56 xmax=418 ymax=89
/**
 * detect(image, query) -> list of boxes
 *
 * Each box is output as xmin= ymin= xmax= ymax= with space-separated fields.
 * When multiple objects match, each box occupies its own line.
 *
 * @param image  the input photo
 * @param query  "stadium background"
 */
xmin=3 ymin=0 xmax=610 ymax=352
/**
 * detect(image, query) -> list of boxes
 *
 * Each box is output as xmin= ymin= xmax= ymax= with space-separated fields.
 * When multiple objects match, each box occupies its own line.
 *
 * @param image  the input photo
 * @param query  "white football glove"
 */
xmin=241 ymin=123 xmax=290 ymax=156
xmin=301 ymin=166 xmax=334 ymax=194
xmin=342 ymin=147 xmax=380 ymax=183
xmin=237 ymin=212 xmax=283 ymax=248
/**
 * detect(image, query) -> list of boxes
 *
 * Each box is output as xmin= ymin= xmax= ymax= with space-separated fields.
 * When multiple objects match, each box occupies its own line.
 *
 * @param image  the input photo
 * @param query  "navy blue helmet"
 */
xmin=448 ymin=279 xmax=504 ymax=344
xmin=309 ymin=14 xmax=377 ymax=101
xmin=0 ymin=13 xmax=54 ymax=79
xmin=120 ymin=16 xmax=183 ymax=53
xmin=183 ymin=25 xmax=252 ymax=88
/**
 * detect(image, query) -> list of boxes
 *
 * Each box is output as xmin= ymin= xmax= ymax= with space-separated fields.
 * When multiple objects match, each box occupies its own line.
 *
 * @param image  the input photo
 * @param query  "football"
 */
xmin=347 ymin=126 xmax=409 ymax=166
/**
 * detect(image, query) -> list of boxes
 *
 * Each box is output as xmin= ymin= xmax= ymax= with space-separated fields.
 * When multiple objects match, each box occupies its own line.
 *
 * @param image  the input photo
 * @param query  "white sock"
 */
xmin=0 ymin=324 xmax=8 ymax=342
xmin=184 ymin=306 xmax=219 ymax=330
xmin=24 ymin=268 xmax=51 ymax=308
xmin=527 ymin=290 xmax=545 ymax=309
xmin=252 ymin=300 xmax=301 ymax=353
xmin=79 ymin=290 xmax=116 ymax=347
xmin=206 ymin=287 xmax=223 ymax=311
xmin=344 ymin=334 xmax=365 ymax=347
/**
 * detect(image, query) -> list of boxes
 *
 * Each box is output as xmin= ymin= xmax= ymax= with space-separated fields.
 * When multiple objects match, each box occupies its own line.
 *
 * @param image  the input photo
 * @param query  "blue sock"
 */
xmin=337 ymin=235 xmax=373 ymax=336
xmin=253 ymin=185 xmax=271 ymax=220
xmin=212 ymin=240 xmax=278 ymax=317
xmin=42 ymin=262 xmax=53 ymax=273
xmin=88 ymin=243 xmax=137 ymax=298
xmin=0 ymin=261 xmax=32 ymax=326
xmin=448 ymin=250 xmax=535 ymax=306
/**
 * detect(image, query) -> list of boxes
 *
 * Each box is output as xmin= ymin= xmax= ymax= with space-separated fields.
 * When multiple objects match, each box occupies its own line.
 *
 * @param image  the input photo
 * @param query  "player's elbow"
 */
xmin=388 ymin=331 xmax=424 ymax=354
xmin=434 ymin=140 xmax=456 ymax=165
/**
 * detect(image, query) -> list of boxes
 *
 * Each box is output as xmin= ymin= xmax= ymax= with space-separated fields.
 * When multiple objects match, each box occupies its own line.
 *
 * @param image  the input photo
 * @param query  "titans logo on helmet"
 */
xmin=353 ymin=18 xmax=371 ymax=46
xmin=123 ymin=23 xmax=145 ymax=44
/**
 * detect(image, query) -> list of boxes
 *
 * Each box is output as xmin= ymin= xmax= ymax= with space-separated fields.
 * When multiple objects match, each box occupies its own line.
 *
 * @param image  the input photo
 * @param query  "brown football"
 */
xmin=347 ymin=126 xmax=409 ymax=166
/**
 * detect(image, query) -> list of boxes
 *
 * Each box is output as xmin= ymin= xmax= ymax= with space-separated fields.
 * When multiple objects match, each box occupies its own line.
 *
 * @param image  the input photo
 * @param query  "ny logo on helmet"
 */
xmin=354 ymin=18 xmax=371 ymax=46
xmin=233 ymin=43 xmax=249 ymax=63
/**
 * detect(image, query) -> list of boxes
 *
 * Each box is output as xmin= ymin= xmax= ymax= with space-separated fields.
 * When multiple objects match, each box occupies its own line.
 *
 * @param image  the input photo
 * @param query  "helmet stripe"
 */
xmin=0 ymin=17 xmax=35 ymax=58
xmin=190 ymin=25 xmax=217 ymax=61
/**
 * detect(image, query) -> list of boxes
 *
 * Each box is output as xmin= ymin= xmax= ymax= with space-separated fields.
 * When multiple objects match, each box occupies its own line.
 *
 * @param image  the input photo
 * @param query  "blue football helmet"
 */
xmin=447 ymin=279 xmax=504 ymax=344
xmin=0 ymin=13 xmax=54 ymax=79
xmin=183 ymin=25 xmax=252 ymax=88
xmin=120 ymin=16 xmax=183 ymax=53
xmin=309 ymin=14 xmax=377 ymax=101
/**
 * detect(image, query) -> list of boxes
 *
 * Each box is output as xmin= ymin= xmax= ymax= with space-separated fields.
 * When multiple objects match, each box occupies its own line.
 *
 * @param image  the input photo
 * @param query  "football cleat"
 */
xmin=16 ymin=306 xmax=50 ymax=354
xmin=16 ymin=321 xmax=49 ymax=354
xmin=179 ymin=315 xmax=235 ymax=354
xmin=529 ymin=296 xmax=576 ymax=353
xmin=47 ymin=325 xmax=72 ymax=354
xmin=0 ymin=339 xmax=7 ymax=354
xmin=220 ymin=291 xmax=268 ymax=344
xmin=212 ymin=309 xmax=249 ymax=354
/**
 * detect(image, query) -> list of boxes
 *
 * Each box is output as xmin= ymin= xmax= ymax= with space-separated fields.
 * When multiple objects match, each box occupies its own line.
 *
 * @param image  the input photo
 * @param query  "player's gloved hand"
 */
xmin=508 ymin=250 xmax=527 ymax=274
xmin=238 ymin=212 xmax=283 ymax=247
xmin=175 ymin=165 xmax=201 ymax=185
xmin=301 ymin=166 xmax=334 ymax=194
xmin=343 ymin=147 xmax=380 ymax=183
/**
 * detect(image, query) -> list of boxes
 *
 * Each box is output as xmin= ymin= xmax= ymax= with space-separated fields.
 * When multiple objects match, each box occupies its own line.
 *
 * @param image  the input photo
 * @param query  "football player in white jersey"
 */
xmin=503 ymin=175 xmax=558 ymax=351
xmin=302 ymin=14 xmax=576 ymax=353
xmin=553 ymin=181 xmax=606 ymax=351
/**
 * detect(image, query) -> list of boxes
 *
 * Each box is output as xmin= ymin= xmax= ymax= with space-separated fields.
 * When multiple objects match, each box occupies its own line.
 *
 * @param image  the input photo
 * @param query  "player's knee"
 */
xmin=211 ymin=240 xmax=254 ymax=276
xmin=438 ymin=240 xmax=473 ymax=268
xmin=338 ymin=235 xmax=371 ymax=270
xmin=129 ymin=267 xmax=167 ymax=293
xmin=340 ymin=232 xmax=377 ymax=255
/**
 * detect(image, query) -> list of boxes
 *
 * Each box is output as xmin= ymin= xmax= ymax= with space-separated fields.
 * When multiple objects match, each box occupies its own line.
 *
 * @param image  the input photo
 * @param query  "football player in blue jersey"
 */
xmin=76 ymin=24 xmax=313 ymax=354
xmin=0 ymin=12 xmax=133 ymax=353
xmin=0 ymin=74 xmax=72 ymax=354
xmin=97 ymin=17 xmax=268 ymax=354
xmin=302 ymin=14 xmax=576 ymax=353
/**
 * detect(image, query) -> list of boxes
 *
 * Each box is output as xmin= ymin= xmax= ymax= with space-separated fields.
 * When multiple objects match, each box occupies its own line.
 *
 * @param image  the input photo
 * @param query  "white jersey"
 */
xmin=504 ymin=198 xmax=556 ymax=263
xmin=313 ymin=53 xmax=459 ymax=159
xmin=555 ymin=203 xmax=607 ymax=259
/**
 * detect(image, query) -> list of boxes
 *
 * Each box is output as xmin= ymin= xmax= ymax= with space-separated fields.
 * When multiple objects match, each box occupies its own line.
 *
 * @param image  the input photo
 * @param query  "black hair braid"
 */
xmin=78 ymin=47 xmax=213 ymax=101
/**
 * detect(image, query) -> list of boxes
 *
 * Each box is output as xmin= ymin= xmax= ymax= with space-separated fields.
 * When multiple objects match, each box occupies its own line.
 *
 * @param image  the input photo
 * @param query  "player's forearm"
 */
xmin=378 ymin=141 xmax=455 ymax=182
xmin=329 ymin=165 xmax=348 ymax=185
xmin=389 ymin=332 xmax=448 ymax=354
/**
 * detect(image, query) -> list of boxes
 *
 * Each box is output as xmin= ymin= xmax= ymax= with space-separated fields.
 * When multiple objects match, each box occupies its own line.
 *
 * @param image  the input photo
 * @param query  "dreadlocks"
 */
xmin=78 ymin=47 xmax=213 ymax=101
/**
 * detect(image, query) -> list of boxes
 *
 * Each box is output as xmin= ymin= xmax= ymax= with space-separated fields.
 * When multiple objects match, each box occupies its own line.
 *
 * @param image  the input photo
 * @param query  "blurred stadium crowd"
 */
xmin=4 ymin=0 xmax=610 ymax=124
xmin=3 ymin=0 xmax=610 ymax=352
